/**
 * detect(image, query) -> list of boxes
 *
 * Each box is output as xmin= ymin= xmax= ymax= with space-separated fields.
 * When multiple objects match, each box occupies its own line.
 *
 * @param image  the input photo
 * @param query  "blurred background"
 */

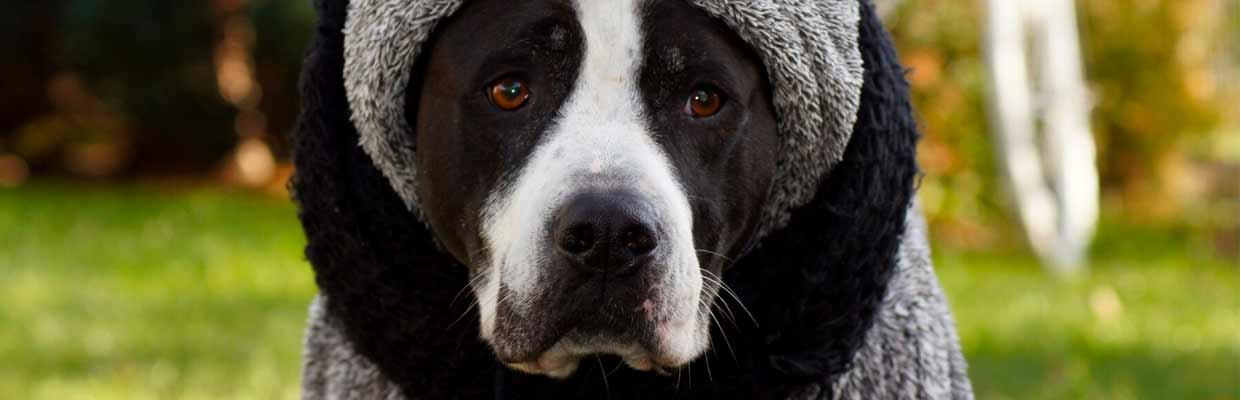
xmin=0 ymin=0 xmax=1236 ymax=399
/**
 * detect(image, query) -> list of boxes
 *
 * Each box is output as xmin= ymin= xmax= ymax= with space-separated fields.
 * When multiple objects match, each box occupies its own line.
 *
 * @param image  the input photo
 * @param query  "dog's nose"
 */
xmin=554 ymin=192 xmax=658 ymax=274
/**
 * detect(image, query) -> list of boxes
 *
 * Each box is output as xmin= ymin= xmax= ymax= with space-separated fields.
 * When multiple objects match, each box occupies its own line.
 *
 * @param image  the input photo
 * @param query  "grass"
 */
xmin=1 ymin=183 xmax=1236 ymax=399
xmin=0 ymin=184 xmax=313 ymax=399
xmin=938 ymin=244 xmax=1239 ymax=399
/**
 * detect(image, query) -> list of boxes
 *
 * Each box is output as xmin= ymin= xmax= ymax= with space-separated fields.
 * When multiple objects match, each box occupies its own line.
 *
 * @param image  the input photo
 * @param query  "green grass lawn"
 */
xmin=1 ymin=183 xmax=1236 ymax=399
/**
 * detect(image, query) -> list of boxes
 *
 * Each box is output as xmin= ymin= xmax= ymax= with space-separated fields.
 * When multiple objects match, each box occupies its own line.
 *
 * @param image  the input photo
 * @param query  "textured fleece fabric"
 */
xmin=343 ymin=0 xmax=864 ymax=238
xmin=294 ymin=0 xmax=973 ymax=398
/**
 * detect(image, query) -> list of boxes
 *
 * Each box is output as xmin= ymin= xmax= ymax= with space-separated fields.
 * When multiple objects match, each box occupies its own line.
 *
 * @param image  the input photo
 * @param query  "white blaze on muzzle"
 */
xmin=477 ymin=0 xmax=702 ymax=352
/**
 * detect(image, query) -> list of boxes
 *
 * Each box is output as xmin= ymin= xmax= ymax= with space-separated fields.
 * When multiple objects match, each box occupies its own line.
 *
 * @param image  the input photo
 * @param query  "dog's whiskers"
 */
xmin=697 ymin=281 xmax=738 ymax=365
xmin=449 ymin=271 xmax=488 ymax=307
xmin=455 ymin=244 xmax=494 ymax=304
xmin=446 ymin=298 xmax=479 ymax=330
xmin=707 ymin=306 xmax=738 ymax=362
xmin=606 ymin=359 xmax=624 ymax=376
xmin=700 ymin=275 xmax=739 ymax=324
xmin=699 ymin=274 xmax=739 ymax=322
xmin=695 ymin=248 xmax=735 ymax=263
xmin=686 ymin=357 xmax=693 ymax=390
xmin=460 ymin=290 xmax=516 ymax=332
xmin=596 ymin=355 xmax=611 ymax=397
xmin=704 ymin=350 xmax=715 ymax=383
xmin=701 ymin=269 xmax=759 ymax=328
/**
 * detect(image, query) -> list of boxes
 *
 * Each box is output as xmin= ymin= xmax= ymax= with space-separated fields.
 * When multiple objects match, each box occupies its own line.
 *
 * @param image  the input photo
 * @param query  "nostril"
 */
xmin=559 ymin=223 xmax=595 ymax=255
xmin=621 ymin=225 xmax=657 ymax=256
xmin=554 ymin=192 xmax=659 ymax=273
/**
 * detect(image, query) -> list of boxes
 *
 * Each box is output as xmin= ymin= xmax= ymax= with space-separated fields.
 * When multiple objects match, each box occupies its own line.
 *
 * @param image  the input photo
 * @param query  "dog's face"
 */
xmin=412 ymin=0 xmax=778 ymax=378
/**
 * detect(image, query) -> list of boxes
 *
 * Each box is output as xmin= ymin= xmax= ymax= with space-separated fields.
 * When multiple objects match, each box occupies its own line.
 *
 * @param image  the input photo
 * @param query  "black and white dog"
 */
xmin=413 ymin=0 xmax=778 ymax=376
xmin=295 ymin=0 xmax=972 ymax=398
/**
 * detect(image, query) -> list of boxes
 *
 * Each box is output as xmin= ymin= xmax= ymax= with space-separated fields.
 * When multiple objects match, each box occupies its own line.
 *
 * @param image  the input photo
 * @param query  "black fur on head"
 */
xmin=291 ymin=0 xmax=918 ymax=397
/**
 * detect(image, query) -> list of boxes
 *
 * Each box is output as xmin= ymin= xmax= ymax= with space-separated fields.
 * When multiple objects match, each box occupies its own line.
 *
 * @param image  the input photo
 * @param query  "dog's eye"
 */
xmin=685 ymin=86 xmax=725 ymax=118
xmin=489 ymin=78 xmax=530 ymax=111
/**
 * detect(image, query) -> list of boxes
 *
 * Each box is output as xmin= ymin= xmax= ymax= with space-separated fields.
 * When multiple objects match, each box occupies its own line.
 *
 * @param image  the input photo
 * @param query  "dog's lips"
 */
xmin=505 ymin=352 xmax=581 ymax=379
xmin=503 ymin=346 xmax=685 ymax=379
xmin=485 ymin=231 xmax=710 ymax=378
xmin=497 ymin=312 xmax=703 ymax=378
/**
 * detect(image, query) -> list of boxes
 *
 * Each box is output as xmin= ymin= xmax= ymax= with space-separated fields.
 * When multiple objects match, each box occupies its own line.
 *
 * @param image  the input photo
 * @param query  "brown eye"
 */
xmin=685 ymin=86 xmax=724 ymax=118
xmin=489 ymin=78 xmax=530 ymax=110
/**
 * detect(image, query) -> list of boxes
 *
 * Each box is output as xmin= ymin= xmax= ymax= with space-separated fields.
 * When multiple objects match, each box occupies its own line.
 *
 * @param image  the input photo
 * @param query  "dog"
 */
xmin=295 ymin=0 xmax=973 ymax=398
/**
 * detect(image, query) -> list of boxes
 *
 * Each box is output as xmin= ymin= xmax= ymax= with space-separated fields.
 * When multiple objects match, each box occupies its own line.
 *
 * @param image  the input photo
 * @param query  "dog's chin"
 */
xmin=498 ymin=318 xmax=709 ymax=379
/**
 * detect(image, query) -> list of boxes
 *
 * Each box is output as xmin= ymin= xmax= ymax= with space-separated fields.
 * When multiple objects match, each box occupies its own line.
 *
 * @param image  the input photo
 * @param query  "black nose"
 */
xmin=554 ymin=192 xmax=659 ymax=275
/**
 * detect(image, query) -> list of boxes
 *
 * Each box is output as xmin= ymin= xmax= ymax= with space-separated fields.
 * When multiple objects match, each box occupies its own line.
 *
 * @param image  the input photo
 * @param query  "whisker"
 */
xmin=596 ymin=356 xmax=610 ymax=397
xmin=700 ymin=280 xmax=736 ymax=366
xmin=468 ymin=291 xmax=518 ymax=331
xmin=719 ymin=287 xmax=756 ymax=327
xmin=606 ymin=359 xmax=624 ymax=376
xmin=450 ymin=272 xmax=487 ymax=307
xmin=687 ymin=359 xmax=693 ymax=390
xmin=455 ymin=244 xmax=497 ymax=305
xmin=685 ymin=194 xmax=719 ymax=207
xmin=704 ymin=351 xmax=714 ymax=383
xmin=446 ymin=298 xmax=479 ymax=330
xmin=695 ymin=249 xmax=735 ymax=263
xmin=702 ymin=269 xmax=759 ymax=328
xmin=699 ymin=274 xmax=737 ymax=324
xmin=707 ymin=307 xmax=737 ymax=362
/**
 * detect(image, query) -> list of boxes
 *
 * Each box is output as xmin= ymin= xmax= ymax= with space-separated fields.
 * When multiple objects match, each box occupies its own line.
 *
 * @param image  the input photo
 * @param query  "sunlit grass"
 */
xmin=937 ymin=246 xmax=1239 ymax=399
xmin=0 ymin=184 xmax=313 ymax=399
xmin=1 ymin=183 xmax=1236 ymax=399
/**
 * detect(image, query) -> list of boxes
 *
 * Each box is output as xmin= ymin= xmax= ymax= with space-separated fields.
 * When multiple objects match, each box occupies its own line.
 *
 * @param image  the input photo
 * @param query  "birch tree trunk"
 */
xmin=983 ymin=0 xmax=1099 ymax=275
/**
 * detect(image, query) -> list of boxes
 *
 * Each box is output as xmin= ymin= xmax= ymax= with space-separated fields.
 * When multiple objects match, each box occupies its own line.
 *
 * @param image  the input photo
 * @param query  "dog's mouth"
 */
xmin=483 ymin=274 xmax=711 ymax=379
xmin=501 ymin=332 xmax=672 ymax=378
xmin=494 ymin=303 xmax=707 ymax=378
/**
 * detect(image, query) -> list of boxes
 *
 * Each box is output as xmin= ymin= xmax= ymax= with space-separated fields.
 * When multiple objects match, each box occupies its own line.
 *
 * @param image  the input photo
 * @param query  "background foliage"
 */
xmin=886 ymin=0 xmax=1237 ymax=252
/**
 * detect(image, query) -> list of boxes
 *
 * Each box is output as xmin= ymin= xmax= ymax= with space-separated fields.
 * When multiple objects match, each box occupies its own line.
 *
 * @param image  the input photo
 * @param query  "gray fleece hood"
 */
xmin=343 ymin=0 xmax=865 ymax=239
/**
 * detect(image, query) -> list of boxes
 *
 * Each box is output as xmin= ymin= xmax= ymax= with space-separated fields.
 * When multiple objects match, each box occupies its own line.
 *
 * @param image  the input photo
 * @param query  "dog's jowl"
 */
xmin=295 ymin=0 xmax=973 ymax=398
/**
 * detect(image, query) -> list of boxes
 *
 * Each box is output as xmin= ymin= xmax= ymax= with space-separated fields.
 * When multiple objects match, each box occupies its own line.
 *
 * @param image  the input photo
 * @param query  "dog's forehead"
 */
xmin=452 ymin=0 xmax=579 ymax=51
xmin=463 ymin=0 xmax=728 ymax=67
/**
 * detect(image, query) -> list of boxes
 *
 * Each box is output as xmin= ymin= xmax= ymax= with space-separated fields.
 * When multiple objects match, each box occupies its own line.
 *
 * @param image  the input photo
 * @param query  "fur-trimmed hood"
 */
xmin=293 ymin=0 xmax=972 ymax=398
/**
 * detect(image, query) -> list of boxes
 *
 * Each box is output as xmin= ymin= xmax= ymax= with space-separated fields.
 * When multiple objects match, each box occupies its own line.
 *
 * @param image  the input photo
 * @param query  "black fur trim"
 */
xmin=292 ymin=0 xmax=496 ymax=397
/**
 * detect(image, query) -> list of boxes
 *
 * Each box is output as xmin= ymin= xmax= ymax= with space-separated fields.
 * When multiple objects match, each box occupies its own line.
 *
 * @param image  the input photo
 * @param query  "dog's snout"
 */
xmin=554 ymin=193 xmax=658 ymax=274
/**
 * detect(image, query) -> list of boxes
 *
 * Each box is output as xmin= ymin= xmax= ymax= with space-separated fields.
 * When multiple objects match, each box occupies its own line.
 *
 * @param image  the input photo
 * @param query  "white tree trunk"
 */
xmin=984 ymin=0 xmax=1099 ymax=274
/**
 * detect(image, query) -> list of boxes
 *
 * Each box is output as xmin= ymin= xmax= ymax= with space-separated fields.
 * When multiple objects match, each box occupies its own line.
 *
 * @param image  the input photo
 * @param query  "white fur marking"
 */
xmin=476 ymin=0 xmax=706 ymax=376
